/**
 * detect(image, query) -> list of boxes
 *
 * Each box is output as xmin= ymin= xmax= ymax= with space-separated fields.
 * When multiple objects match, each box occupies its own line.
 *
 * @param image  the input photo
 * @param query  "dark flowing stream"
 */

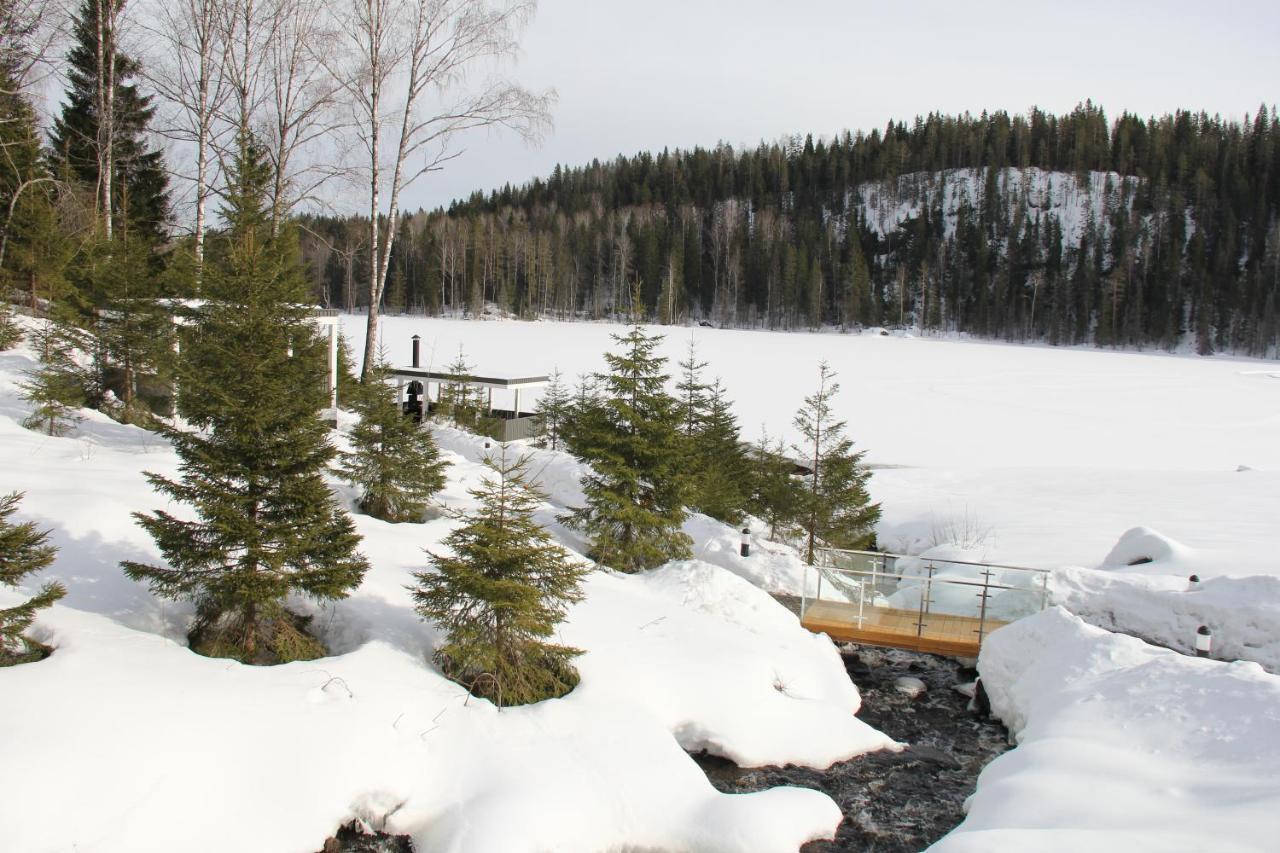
xmin=693 ymin=644 xmax=1010 ymax=852
xmin=321 ymin=613 xmax=1011 ymax=852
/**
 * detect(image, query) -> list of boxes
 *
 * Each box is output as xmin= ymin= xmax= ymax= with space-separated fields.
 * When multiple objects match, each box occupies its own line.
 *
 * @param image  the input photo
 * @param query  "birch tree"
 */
xmin=327 ymin=0 xmax=552 ymax=379
xmin=218 ymin=0 xmax=339 ymax=236
xmin=141 ymin=0 xmax=231 ymax=270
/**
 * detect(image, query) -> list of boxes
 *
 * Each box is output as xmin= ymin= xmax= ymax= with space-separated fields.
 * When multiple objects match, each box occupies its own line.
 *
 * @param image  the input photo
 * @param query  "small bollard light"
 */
xmin=1195 ymin=625 xmax=1212 ymax=657
xmin=740 ymin=528 xmax=750 ymax=558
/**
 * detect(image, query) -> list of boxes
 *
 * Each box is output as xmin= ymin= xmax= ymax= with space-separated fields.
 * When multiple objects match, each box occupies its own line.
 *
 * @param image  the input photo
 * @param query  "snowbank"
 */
xmin=1099 ymin=526 xmax=1195 ymax=571
xmin=930 ymin=608 xmax=1280 ymax=852
xmin=0 ymin=333 xmax=891 ymax=852
xmin=1050 ymin=567 xmax=1280 ymax=673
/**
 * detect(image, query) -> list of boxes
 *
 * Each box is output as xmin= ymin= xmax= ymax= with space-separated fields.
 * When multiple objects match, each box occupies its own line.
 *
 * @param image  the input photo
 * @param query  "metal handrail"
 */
xmin=813 ymin=563 xmax=1041 ymax=593
xmin=803 ymin=546 xmax=1053 ymax=648
xmin=820 ymin=546 xmax=1051 ymax=576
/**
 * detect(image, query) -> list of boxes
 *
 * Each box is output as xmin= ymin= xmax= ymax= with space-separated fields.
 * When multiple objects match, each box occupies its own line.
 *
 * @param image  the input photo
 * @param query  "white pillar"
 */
xmin=514 ymin=388 xmax=521 ymax=418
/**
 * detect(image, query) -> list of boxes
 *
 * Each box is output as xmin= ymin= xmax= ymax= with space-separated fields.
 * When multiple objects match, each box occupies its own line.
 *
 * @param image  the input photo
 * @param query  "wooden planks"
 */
xmin=800 ymin=600 xmax=1006 ymax=657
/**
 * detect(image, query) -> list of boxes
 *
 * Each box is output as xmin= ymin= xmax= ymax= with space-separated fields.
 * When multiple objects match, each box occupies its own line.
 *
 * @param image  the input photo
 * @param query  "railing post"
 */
xmin=976 ymin=568 xmax=992 ymax=644
xmin=856 ymin=577 xmax=866 ymax=628
xmin=800 ymin=557 xmax=809 ymax=618
xmin=916 ymin=563 xmax=935 ymax=640
xmin=1039 ymin=570 xmax=1050 ymax=612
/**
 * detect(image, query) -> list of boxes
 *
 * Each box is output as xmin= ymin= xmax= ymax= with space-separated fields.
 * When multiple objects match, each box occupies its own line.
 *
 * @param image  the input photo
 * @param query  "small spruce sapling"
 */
xmin=747 ymin=429 xmax=804 ymax=542
xmin=793 ymin=362 xmax=880 ymax=563
xmin=535 ymin=367 xmax=571 ymax=450
xmin=340 ymin=358 xmax=449 ymax=522
xmin=438 ymin=345 xmax=483 ymax=428
xmin=0 ymin=492 xmax=65 ymax=665
xmin=19 ymin=316 xmax=85 ymax=436
xmin=0 ymin=300 xmax=22 ymax=350
xmin=411 ymin=446 xmax=587 ymax=707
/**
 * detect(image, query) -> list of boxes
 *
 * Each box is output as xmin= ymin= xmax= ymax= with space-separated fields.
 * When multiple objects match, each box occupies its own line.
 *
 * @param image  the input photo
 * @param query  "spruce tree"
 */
xmin=747 ymin=429 xmax=804 ymax=541
xmin=687 ymin=378 xmax=750 ymax=523
xmin=340 ymin=358 xmax=449 ymax=522
xmin=675 ymin=337 xmax=709 ymax=439
xmin=19 ymin=317 xmax=86 ymax=436
xmin=50 ymin=0 xmax=169 ymax=242
xmin=535 ymin=366 xmax=571 ymax=451
xmin=562 ymin=324 xmax=692 ymax=572
xmin=793 ymin=362 xmax=880 ymax=563
xmin=0 ymin=34 xmax=65 ymax=311
xmin=122 ymin=133 xmax=367 ymax=664
xmin=0 ymin=302 xmax=21 ymax=350
xmin=0 ymin=492 xmax=65 ymax=665
xmin=75 ymin=236 xmax=173 ymax=423
xmin=411 ymin=446 xmax=587 ymax=707
xmin=560 ymin=372 xmax=602 ymax=457
xmin=438 ymin=346 xmax=483 ymax=428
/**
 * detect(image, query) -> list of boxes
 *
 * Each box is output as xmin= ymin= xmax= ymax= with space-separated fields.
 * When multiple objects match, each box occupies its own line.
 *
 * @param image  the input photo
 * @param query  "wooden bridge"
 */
xmin=800 ymin=549 xmax=1050 ymax=657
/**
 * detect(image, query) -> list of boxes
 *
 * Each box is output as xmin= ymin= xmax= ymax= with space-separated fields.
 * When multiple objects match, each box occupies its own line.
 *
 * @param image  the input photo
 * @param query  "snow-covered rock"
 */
xmin=1099 ymin=526 xmax=1194 ymax=572
xmin=894 ymin=676 xmax=927 ymax=698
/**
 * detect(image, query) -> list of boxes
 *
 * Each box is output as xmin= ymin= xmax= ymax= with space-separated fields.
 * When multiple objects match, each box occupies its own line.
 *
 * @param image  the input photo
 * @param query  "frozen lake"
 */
xmin=346 ymin=314 xmax=1280 ymax=577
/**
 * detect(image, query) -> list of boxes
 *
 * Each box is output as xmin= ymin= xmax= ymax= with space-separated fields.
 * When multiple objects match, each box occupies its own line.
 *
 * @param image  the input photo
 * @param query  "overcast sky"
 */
xmin=395 ymin=0 xmax=1279 ymax=213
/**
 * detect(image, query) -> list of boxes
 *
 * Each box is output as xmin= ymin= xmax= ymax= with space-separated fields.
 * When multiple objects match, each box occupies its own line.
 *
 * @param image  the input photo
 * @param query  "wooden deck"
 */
xmin=801 ymin=600 xmax=1006 ymax=657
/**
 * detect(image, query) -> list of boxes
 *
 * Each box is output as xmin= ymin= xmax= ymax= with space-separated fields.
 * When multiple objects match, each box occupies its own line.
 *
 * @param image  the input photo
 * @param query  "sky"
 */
xmin=394 ymin=0 xmax=1280 ymax=213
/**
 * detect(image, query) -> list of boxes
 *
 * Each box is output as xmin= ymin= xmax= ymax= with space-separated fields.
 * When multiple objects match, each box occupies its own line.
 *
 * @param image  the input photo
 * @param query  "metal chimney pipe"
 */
xmin=411 ymin=334 xmax=421 ymax=368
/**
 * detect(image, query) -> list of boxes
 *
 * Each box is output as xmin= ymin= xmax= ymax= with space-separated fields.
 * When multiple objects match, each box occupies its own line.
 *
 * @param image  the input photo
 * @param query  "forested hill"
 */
xmin=301 ymin=103 xmax=1280 ymax=357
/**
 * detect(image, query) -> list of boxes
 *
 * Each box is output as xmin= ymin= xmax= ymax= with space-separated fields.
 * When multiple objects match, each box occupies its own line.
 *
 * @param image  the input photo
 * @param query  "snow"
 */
xmin=930 ymin=608 xmax=1280 ymax=853
xmin=1098 ymin=526 xmax=1195 ymax=570
xmin=853 ymin=167 xmax=1141 ymax=248
xmin=353 ymin=313 xmax=1280 ymax=585
xmin=1049 ymin=567 xmax=1280 ymax=674
xmin=5 ymin=309 xmax=1280 ymax=850
xmin=0 ymin=320 xmax=892 ymax=852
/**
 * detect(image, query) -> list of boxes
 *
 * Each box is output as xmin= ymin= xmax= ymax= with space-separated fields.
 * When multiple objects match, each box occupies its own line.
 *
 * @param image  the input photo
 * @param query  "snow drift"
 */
xmin=930 ymin=608 xmax=1280 ymax=852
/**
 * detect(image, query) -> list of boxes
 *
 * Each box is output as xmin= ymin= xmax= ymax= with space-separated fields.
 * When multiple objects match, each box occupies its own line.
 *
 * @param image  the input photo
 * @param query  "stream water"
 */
xmin=693 ymin=644 xmax=1010 ymax=851
xmin=321 ymin=619 xmax=1011 ymax=852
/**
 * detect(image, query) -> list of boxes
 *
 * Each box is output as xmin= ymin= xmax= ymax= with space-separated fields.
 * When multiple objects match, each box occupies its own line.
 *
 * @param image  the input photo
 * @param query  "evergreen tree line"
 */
xmin=302 ymin=102 xmax=1280 ymax=357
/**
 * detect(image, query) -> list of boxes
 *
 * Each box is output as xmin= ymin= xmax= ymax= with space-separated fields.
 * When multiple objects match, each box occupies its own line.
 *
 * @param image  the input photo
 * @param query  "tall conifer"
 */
xmin=122 ymin=132 xmax=367 ymax=664
xmin=50 ymin=0 xmax=169 ymax=241
xmin=563 ymin=324 xmax=692 ymax=572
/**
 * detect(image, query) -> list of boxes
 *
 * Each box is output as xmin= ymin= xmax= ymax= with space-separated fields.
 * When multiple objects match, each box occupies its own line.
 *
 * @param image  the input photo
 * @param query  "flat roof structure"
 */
xmin=387 ymin=367 xmax=548 ymax=392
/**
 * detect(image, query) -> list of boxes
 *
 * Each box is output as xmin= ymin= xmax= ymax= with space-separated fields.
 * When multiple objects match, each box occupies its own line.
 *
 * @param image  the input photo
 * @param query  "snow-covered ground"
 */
xmin=0 ymin=324 xmax=893 ymax=853
xmin=931 ymin=608 xmax=1280 ymax=853
xmin=4 ymin=313 xmax=1279 ymax=851
xmin=355 ymin=314 xmax=1280 ymax=582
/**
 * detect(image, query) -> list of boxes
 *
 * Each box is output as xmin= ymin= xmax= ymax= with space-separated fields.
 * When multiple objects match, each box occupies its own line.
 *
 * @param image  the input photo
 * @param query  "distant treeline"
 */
xmin=300 ymin=102 xmax=1280 ymax=356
